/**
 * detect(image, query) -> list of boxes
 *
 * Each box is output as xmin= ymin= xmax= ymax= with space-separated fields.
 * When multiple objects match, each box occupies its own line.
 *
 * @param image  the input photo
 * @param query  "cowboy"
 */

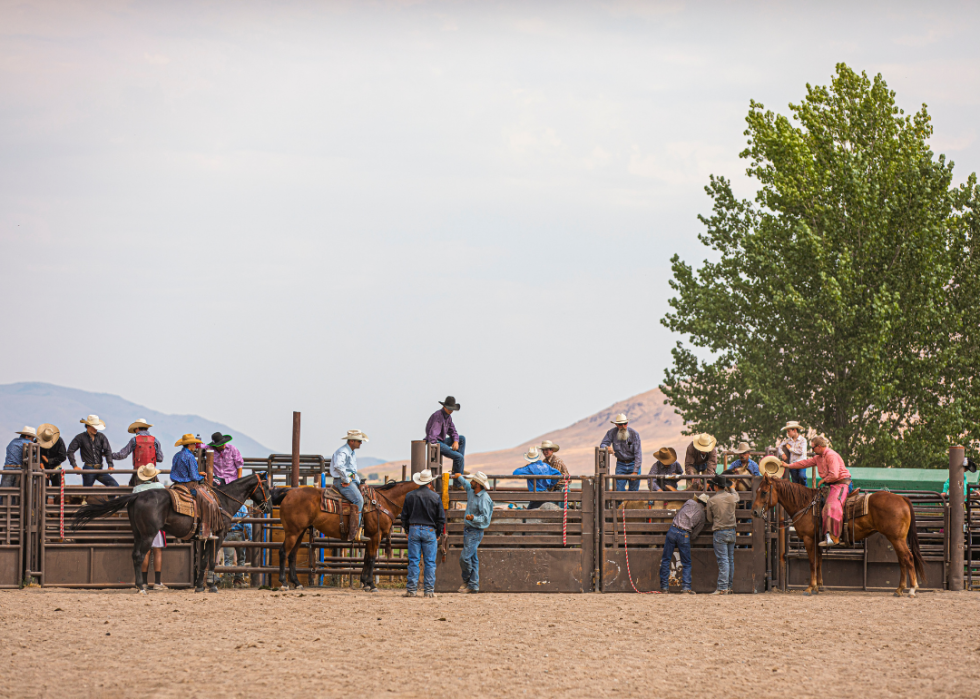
xmin=728 ymin=442 xmax=760 ymax=477
xmin=2 ymin=426 xmax=35 ymax=503
xmin=205 ymin=432 xmax=244 ymax=485
xmin=330 ymin=430 xmax=368 ymax=542
xmin=67 ymin=415 xmax=119 ymax=487
xmin=539 ymin=440 xmax=569 ymax=481
xmin=425 ymin=396 xmax=466 ymax=474
xmin=782 ymin=436 xmax=851 ymax=547
xmin=777 ymin=420 xmax=808 ymax=486
xmin=648 ymin=447 xmax=683 ymax=491
xmin=170 ymin=433 xmax=214 ymax=539
xmin=36 ymin=424 xmax=67 ymax=491
xmin=453 ymin=471 xmax=493 ymax=593
xmin=112 ymin=419 xmax=164 ymax=486
xmin=513 ymin=446 xmax=561 ymax=509
xmin=658 ymin=493 xmax=709 ymax=594
xmin=706 ymin=474 xmax=739 ymax=595
xmin=684 ymin=433 xmax=718 ymax=489
xmin=600 ymin=414 xmax=642 ymax=492
xmin=401 ymin=469 xmax=445 ymax=598
xmin=133 ymin=464 xmax=168 ymax=590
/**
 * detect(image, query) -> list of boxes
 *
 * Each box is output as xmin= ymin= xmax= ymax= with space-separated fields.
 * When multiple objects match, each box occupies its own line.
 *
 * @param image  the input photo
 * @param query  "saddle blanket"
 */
xmin=168 ymin=484 xmax=198 ymax=518
xmin=321 ymin=488 xmax=354 ymax=516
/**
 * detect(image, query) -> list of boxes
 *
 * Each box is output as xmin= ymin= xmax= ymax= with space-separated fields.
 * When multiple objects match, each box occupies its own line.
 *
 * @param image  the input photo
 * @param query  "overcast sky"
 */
xmin=1 ymin=0 xmax=978 ymax=460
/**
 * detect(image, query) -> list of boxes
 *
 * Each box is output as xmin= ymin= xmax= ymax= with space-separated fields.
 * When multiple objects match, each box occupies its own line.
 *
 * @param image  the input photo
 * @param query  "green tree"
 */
xmin=661 ymin=63 xmax=980 ymax=469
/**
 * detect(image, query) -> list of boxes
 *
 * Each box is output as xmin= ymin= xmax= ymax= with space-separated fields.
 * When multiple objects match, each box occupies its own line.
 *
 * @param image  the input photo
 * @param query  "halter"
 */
xmin=754 ymin=477 xmax=820 ymax=532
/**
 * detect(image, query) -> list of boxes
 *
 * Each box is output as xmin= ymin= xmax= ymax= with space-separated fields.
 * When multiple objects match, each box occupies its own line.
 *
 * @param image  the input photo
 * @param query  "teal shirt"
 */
xmin=455 ymin=475 xmax=493 ymax=529
xmin=943 ymin=478 xmax=970 ymax=497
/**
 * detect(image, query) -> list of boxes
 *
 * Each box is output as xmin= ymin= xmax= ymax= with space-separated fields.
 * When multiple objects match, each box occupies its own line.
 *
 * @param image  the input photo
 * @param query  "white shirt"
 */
xmin=777 ymin=434 xmax=807 ymax=463
xmin=330 ymin=444 xmax=359 ymax=483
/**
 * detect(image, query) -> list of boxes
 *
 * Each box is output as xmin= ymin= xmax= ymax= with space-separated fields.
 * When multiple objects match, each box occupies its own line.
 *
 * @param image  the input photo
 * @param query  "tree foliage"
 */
xmin=661 ymin=63 xmax=980 ymax=468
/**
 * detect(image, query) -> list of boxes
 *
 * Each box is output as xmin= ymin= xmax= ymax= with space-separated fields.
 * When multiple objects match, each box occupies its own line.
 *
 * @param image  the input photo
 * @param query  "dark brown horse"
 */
xmin=276 ymin=478 xmax=422 ymax=592
xmin=751 ymin=474 xmax=925 ymax=597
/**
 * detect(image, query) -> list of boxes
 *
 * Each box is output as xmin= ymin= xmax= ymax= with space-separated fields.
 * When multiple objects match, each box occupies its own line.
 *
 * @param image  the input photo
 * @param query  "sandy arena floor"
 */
xmin=0 ymin=587 xmax=977 ymax=698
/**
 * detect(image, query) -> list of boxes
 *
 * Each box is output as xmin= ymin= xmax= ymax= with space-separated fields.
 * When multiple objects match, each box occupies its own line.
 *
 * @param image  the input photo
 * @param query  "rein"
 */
xmin=211 ymin=476 xmax=270 ymax=516
xmin=760 ymin=482 xmax=820 ymax=531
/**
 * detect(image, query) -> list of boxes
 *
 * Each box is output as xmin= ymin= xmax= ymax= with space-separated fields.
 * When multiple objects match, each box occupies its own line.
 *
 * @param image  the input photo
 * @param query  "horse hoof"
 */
xmin=138 ymin=587 xmax=147 ymax=595
xmin=364 ymin=586 xmax=379 ymax=593
xmin=894 ymin=591 xmax=904 ymax=597
xmin=293 ymin=585 xmax=304 ymax=591
xmin=194 ymin=587 xmax=205 ymax=593
xmin=207 ymin=586 xmax=218 ymax=594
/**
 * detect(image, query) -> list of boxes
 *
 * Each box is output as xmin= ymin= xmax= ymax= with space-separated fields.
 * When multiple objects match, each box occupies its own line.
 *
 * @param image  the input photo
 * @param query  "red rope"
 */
xmin=621 ymin=501 xmax=661 ymax=594
xmin=562 ymin=477 xmax=570 ymax=546
xmin=59 ymin=471 xmax=65 ymax=539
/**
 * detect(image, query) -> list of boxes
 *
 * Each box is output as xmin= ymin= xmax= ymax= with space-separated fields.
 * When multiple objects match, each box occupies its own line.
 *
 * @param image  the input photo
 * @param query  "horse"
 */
xmin=72 ymin=473 xmax=271 ymax=594
xmin=276 ymin=477 xmax=422 ymax=592
xmin=720 ymin=464 xmax=754 ymax=491
xmin=751 ymin=474 xmax=925 ymax=597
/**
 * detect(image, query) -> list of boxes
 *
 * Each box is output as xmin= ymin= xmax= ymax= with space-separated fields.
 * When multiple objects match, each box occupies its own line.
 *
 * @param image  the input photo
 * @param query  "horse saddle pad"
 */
xmin=321 ymin=487 xmax=354 ymax=516
xmin=168 ymin=484 xmax=199 ymax=518
xmin=844 ymin=491 xmax=870 ymax=522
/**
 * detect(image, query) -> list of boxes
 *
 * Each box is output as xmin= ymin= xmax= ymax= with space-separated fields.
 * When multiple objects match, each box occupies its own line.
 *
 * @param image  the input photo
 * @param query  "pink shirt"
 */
xmin=794 ymin=447 xmax=850 ymax=483
xmin=207 ymin=444 xmax=244 ymax=483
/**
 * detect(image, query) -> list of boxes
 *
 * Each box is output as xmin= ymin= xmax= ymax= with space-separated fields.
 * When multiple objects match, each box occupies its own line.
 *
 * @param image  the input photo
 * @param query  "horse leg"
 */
xmin=279 ymin=530 xmax=298 ymax=590
xmin=132 ymin=534 xmax=153 ymax=594
xmin=361 ymin=526 xmax=381 ymax=592
xmin=288 ymin=540 xmax=303 ymax=590
xmin=207 ymin=540 xmax=219 ymax=593
xmin=889 ymin=534 xmax=912 ymax=597
xmin=194 ymin=540 xmax=207 ymax=592
xmin=802 ymin=537 xmax=818 ymax=596
xmin=817 ymin=546 xmax=825 ymax=592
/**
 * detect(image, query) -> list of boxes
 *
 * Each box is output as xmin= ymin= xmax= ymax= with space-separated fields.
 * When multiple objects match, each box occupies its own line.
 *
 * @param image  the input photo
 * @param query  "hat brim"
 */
xmin=412 ymin=474 xmax=433 ymax=486
xmin=693 ymin=440 xmax=716 ymax=453
xmin=209 ymin=436 xmax=233 ymax=447
xmin=781 ymin=424 xmax=802 ymax=432
xmin=610 ymin=420 xmax=628 ymax=425
xmin=758 ymin=457 xmax=785 ymax=479
xmin=439 ymin=402 xmax=461 ymax=410
xmin=128 ymin=422 xmax=153 ymax=434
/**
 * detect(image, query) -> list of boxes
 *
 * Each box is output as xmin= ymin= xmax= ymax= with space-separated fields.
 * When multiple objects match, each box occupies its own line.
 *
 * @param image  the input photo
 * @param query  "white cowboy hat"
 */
xmin=539 ymin=440 xmax=560 ymax=452
xmin=412 ymin=468 xmax=434 ymax=486
xmin=343 ymin=429 xmax=369 ymax=443
xmin=15 ymin=426 xmax=36 ymax=438
xmin=610 ymin=414 xmax=629 ymax=425
xmin=137 ymin=464 xmax=161 ymax=481
xmin=524 ymin=446 xmax=541 ymax=462
xmin=466 ymin=471 xmax=491 ymax=490
xmin=80 ymin=415 xmax=106 ymax=431
xmin=781 ymin=420 xmax=803 ymax=432
xmin=734 ymin=441 xmax=751 ymax=454
xmin=695 ymin=493 xmax=710 ymax=505
xmin=759 ymin=455 xmax=785 ymax=479
xmin=128 ymin=418 xmax=153 ymax=434
xmin=36 ymin=424 xmax=60 ymax=449
xmin=692 ymin=433 xmax=717 ymax=453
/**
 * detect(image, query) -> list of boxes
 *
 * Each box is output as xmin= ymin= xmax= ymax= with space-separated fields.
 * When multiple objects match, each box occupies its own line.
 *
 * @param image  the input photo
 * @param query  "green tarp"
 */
xmin=846 ymin=467 xmax=979 ymax=493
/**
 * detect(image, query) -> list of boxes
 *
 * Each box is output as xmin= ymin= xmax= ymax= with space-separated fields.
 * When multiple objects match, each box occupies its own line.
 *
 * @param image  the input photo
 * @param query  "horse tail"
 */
xmin=904 ymin=496 xmax=926 ymax=584
xmin=71 ymin=493 xmax=139 ymax=531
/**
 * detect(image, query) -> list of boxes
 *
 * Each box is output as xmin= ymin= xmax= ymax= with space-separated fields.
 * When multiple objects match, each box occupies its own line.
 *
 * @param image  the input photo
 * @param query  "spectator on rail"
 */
xmin=777 ymin=420 xmax=808 ymax=486
xmin=600 ymin=414 xmax=642 ymax=492
xmin=648 ymin=447 xmax=683 ymax=491
xmin=36 ymin=424 xmax=67 ymax=493
xmin=330 ymin=430 xmax=368 ymax=542
xmin=425 ymin=396 xmax=466 ymax=475
xmin=133 ymin=463 xmax=168 ymax=589
xmin=658 ymin=492 xmax=709 ymax=594
xmin=2 ymin=426 xmax=35 ymax=504
xmin=453 ymin=471 xmax=493 ymax=593
xmin=513 ymin=447 xmax=562 ymax=510
xmin=401 ymin=469 xmax=445 ymax=598
xmin=112 ymin=419 xmax=164 ymax=486
xmin=728 ymin=442 xmax=760 ymax=477
xmin=206 ymin=432 xmax=244 ymax=485
xmin=683 ymin=433 xmax=717 ymax=490
xmin=67 ymin=415 xmax=119 ymax=487
xmin=222 ymin=503 xmax=252 ymax=588
xmin=706 ymin=475 xmax=739 ymax=595
xmin=539 ymin=440 xmax=569 ymax=484
xmin=782 ymin=436 xmax=851 ymax=547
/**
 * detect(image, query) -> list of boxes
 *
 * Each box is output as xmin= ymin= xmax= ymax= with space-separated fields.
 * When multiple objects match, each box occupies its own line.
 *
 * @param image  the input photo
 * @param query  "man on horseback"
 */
xmin=330 ymin=429 xmax=368 ymax=542
xmin=112 ymin=419 xmax=163 ymax=486
xmin=170 ymin=433 xmax=216 ymax=540
xmin=782 ymin=435 xmax=851 ymax=547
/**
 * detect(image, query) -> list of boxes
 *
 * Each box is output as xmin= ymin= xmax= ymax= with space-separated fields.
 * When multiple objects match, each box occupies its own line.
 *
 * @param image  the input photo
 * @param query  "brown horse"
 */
xmin=751 ymin=474 xmax=925 ymax=597
xmin=276 ymin=478 xmax=422 ymax=592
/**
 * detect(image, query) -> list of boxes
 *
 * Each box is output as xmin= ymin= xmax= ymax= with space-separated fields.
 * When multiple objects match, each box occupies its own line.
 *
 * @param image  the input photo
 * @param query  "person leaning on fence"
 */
xmin=706 ymin=474 xmax=739 ymax=595
xmin=453 ymin=470 xmax=493 ymax=594
xmin=600 ymin=414 xmax=642 ymax=492
xmin=777 ymin=420 xmax=808 ymax=486
xmin=330 ymin=429 xmax=369 ymax=542
xmin=658 ymin=492 xmax=709 ymax=594
xmin=205 ymin=432 xmax=244 ymax=484
xmin=539 ymin=440 xmax=569 ymax=486
xmin=782 ymin=435 xmax=851 ymax=547
xmin=36 ymin=424 xmax=67 ymax=496
xmin=222 ymin=503 xmax=252 ymax=588
xmin=684 ymin=433 xmax=717 ymax=489
xmin=112 ymin=419 xmax=164 ymax=486
xmin=67 ymin=415 xmax=119 ymax=487
xmin=728 ymin=442 xmax=760 ymax=477
xmin=401 ymin=469 xmax=445 ymax=598
xmin=133 ymin=463 xmax=168 ymax=589
xmin=648 ymin=447 xmax=683 ymax=491
xmin=2 ymin=426 xmax=35 ymax=504
xmin=425 ymin=396 xmax=466 ymax=475
xmin=512 ymin=446 xmax=561 ymax=510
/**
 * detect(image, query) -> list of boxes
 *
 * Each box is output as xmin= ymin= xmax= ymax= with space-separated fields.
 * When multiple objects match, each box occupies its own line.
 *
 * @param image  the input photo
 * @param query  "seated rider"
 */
xmin=170 ymin=433 xmax=214 ymax=540
xmin=330 ymin=430 xmax=368 ymax=542
xmin=513 ymin=446 xmax=561 ymax=510
xmin=782 ymin=435 xmax=851 ymax=547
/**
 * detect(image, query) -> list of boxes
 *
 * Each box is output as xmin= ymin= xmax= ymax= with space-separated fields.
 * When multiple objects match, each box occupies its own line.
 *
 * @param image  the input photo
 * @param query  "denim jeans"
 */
xmin=0 ymin=468 xmax=19 ymax=505
xmin=336 ymin=481 xmax=364 ymax=532
xmin=460 ymin=526 xmax=484 ymax=590
xmin=659 ymin=525 xmax=693 ymax=590
xmin=222 ymin=531 xmax=247 ymax=581
xmin=788 ymin=468 xmax=807 ymax=486
xmin=713 ymin=528 xmax=736 ymax=591
xmin=406 ymin=525 xmax=438 ymax=593
xmin=439 ymin=435 xmax=466 ymax=474
xmin=615 ymin=461 xmax=639 ymax=491
xmin=82 ymin=464 xmax=119 ymax=487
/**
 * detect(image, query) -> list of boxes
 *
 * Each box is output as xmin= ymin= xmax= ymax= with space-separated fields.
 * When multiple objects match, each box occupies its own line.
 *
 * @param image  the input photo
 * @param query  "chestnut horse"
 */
xmin=751 ymin=474 xmax=925 ymax=597
xmin=276 ymin=478 xmax=422 ymax=592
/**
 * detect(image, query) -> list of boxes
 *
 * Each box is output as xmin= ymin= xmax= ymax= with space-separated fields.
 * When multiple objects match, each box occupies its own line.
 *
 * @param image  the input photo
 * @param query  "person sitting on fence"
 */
xmin=206 ymin=432 xmax=244 ymax=485
xmin=782 ymin=435 xmax=851 ymax=547
xmin=728 ymin=442 xmax=760 ymax=477
xmin=513 ymin=447 xmax=561 ymax=510
xmin=170 ymin=433 xmax=215 ymax=540
xmin=600 ymin=414 xmax=643 ymax=492
xmin=683 ymin=433 xmax=717 ymax=489
xmin=36 ymin=424 xmax=67 ymax=497
xmin=330 ymin=429 xmax=369 ymax=542
xmin=648 ymin=446 xmax=683 ymax=491
xmin=112 ymin=419 xmax=164 ymax=486
xmin=777 ymin=420 xmax=808 ymax=486
xmin=67 ymin=415 xmax=119 ymax=487
xmin=425 ymin=396 xmax=466 ymax=475
xmin=401 ymin=469 xmax=445 ymax=598
xmin=222 ymin=503 xmax=252 ymax=588
xmin=453 ymin=470 xmax=493 ymax=594
xmin=539 ymin=441 xmax=569 ymax=488
xmin=706 ymin=474 xmax=739 ymax=595
xmin=658 ymin=492 xmax=709 ymax=594
xmin=2 ymin=426 xmax=35 ymax=505
xmin=133 ymin=463 xmax=168 ymax=589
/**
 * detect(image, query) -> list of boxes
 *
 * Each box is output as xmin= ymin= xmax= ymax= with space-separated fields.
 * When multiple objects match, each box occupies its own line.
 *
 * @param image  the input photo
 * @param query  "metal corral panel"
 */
xmin=436 ymin=548 xmax=588 ymax=592
xmin=0 ymin=546 xmax=21 ymax=588
xmin=44 ymin=544 xmax=193 ymax=587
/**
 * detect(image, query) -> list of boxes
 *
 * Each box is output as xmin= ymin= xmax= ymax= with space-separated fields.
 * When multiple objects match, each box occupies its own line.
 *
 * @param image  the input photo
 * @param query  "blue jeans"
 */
xmin=615 ymin=461 xmax=639 ymax=491
xmin=788 ymin=468 xmax=807 ymax=486
xmin=406 ymin=525 xmax=438 ymax=593
xmin=336 ymin=481 xmax=364 ymax=532
xmin=439 ymin=435 xmax=466 ymax=474
xmin=0 ymin=467 xmax=19 ymax=505
xmin=659 ymin=525 xmax=692 ymax=590
xmin=460 ymin=526 xmax=484 ymax=590
xmin=82 ymin=464 xmax=119 ymax=487
xmin=713 ymin=528 xmax=736 ymax=591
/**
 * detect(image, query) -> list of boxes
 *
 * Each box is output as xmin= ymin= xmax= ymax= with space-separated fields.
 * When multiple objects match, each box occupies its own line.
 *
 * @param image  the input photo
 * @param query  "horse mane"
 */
xmin=769 ymin=476 xmax=816 ymax=513
xmin=372 ymin=479 xmax=405 ymax=491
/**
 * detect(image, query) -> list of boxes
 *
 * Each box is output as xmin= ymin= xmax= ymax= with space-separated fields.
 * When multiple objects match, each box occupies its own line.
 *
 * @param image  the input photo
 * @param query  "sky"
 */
xmin=1 ymin=0 xmax=978 ymax=460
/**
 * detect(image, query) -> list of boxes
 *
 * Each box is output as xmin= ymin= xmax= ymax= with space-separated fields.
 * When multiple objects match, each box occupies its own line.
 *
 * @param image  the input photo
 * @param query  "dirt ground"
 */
xmin=0 ymin=587 xmax=977 ymax=699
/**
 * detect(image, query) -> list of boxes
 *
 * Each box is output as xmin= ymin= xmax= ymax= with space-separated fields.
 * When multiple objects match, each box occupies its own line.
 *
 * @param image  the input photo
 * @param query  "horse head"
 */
xmin=751 ymin=474 xmax=775 ymax=518
xmin=250 ymin=473 xmax=273 ymax=513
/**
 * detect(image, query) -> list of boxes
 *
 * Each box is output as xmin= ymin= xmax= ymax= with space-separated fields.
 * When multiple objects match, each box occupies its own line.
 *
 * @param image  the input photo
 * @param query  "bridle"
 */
xmin=753 ymin=476 xmax=819 ymax=531
xmin=211 ymin=474 xmax=272 ymax=514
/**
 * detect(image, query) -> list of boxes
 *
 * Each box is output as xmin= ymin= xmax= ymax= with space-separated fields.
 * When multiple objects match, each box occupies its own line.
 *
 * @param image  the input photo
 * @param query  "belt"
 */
xmin=84 ymin=463 xmax=104 ymax=468
xmin=413 ymin=525 xmax=435 ymax=530
xmin=672 ymin=524 xmax=691 ymax=533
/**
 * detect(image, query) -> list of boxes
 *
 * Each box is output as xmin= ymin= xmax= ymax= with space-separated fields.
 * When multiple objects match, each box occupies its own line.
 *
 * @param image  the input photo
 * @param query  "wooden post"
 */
xmin=205 ymin=450 xmax=214 ymax=485
xmin=291 ymin=411 xmax=301 ymax=488
xmin=949 ymin=445 xmax=965 ymax=591
xmin=410 ymin=440 xmax=426 ymax=476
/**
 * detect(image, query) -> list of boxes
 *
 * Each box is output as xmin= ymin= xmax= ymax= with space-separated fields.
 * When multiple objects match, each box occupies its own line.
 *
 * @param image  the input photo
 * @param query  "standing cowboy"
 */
xmin=205 ymin=432 xmax=244 ymax=485
xmin=36 ymin=424 xmax=67 ymax=491
xmin=647 ymin=446 xmax=683 ymax=491
xmin=2 ymin=426 xmax=35 ymax=504
xmin=330 ymin=430 xmax=368 ymax=542
xmin=683 ymin=433 xmax=718 ymax=489
xmin=782 ymin=436 xmax=851 ymax=547
xmin=425 ymin=396 xmax=466 ymax=475
xmin=401 ymin=469 xmax=445 ymax=598
xmin=67 ymin=415 xmax=119 ymax=487
xmin=728 ymin=442 xmax=760 ymax=477
xmin=706 ymin=474 xmax=739 ymax=595
xmin=513 ymin=446 xmax=561 ymax=509
xmin=600 ymin=414 xmax=642 ymax=492
xmin=777 ymin=420 xmax=808 ymax=486
xmin=453 ymin=471 xmax=493 ymax=593
xmin=112 ymin=418 xmax=164 ymax=486
xmin=658 ymin=493 xmax=709 ymax=594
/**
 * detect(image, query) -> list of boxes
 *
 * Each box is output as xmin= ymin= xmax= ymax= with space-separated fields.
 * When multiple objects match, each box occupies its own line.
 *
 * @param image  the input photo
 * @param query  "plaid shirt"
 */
xmin=543 ymin=453 xmax=569 ymax=478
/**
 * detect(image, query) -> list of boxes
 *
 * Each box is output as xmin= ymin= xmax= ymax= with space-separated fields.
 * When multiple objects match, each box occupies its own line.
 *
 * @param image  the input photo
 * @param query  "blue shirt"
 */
xmin=4 ymin=436 xmax=32 ymax=468
xmin=330 ymin=444 xmax=359 ymax=483
xmin=730 ymin=457 xmax=761 ymax=477
xmin=170 ymin=447 xmax=202 ymax=483
xmin=230 ymin=504 xmax=252 ymax=538
xmin=513 ymin=461 xmax=562 ymax=492
xmin=454 ymin=475 xmax=494 ymax=529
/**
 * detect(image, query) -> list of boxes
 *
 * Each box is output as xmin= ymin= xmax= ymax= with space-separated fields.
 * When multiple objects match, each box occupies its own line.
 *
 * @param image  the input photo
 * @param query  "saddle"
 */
xmin=815 ymin=487 xmax=869 ymax=546
xmin=320 ymin=484 xmax=396 ymax=541
xmin=168 ymin=483 xmax=222 ymax=541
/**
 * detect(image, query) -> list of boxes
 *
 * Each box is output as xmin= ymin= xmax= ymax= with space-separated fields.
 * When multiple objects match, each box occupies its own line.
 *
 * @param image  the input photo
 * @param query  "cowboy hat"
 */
xmin=610 ymin=413 xmax=629 ymax=425
xmin=466 ymin=471 xmax=491 ymax=490
xmin=127 ymin=418 xmax=153 ymax=434
xmin=695 ymin=493 xmax=710 ymax=505
xmin=439 ymin=396 xmax=461 ymax=410
xmin=36 ymin=424 xmax=59 ymax=449
xmin=15 ymin=426 xmax=36 ymax=438
xmin=524 ymin=446 xmax=541 ymax=462
xmin=80 ymin=415 xmax=106 ymax=431
xmin=653 ymin=446 xmax=677 ymax=465
xmin=137 ymin=464 xmax=161 ymax=481
xmin=209 ymin=432 xmax=233 ymax=447
xmin=781 ymin=420 xmax=803 ymax=432
xmin=174 ymin=433 xmax=201 ymax=448
xmin=539 ymin=440 xmax=560 ymax=452
xmin=342 ymin=430 xmax=369 ymax=443
xmin=758 ymin=455 xmax=785 ymax=479
xmin=412 ymin=468 xmax=435 ymax=486
xmin=734 ymin=441 xmax=751 ymax=454
xmin=691 ymin=433 xmax=717 ymax=453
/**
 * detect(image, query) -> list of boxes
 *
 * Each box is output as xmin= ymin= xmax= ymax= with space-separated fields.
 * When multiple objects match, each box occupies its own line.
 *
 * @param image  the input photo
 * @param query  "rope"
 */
xmin=562 ymin=477 xmax=570 ymax=546
xmin=621 ymin=499 xmax=661 ymax=594
xmin=59 ymin=471 xmax=65 ymax=539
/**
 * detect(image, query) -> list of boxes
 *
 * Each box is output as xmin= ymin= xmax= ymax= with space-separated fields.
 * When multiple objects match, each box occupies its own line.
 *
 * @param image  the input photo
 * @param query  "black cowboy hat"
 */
xmin=439 ymin=396 xmax=461 ymax=410
xmin=208 ymin=432 xmax=233 ymax=448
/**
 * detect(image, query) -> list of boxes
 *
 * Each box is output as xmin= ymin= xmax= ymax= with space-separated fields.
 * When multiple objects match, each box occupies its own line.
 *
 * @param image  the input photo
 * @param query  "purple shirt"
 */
xmin=425 ymin=409 xmax=458 ymax=444
xmin=208 ymin=444 xmax=244 ymax=483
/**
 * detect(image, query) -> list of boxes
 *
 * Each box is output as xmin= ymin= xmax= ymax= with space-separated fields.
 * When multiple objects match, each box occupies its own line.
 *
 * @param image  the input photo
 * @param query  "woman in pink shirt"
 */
xmin=782 ymin=436 xmax=851 ymax=547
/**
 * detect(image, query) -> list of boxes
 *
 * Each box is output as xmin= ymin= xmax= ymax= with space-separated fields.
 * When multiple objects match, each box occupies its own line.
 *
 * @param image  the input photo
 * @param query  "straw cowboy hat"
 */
xmin=466 ymin=471 xmax=491 ymax=490
xmin=36 ymin=424 xmax=60 ymax=449
xmin=137 ymin=464 xmax=161 ymax=481
xmin=80 ymin=415 xmax=106 ymax=431
xmin=692 ymin=433 xmax=717 ymax=453
xmin=539 ymin=440 xmax=560 ymax=452
xmin=343 ymin=430 xmax=369 ymax=443
xmin=439 ymin=396 xmax=461 ymax=410
xmin=128 ymin=418 xmax=153 ymax=434
xmin=734 ymin=441 xmax=751 ymax=454
xmin=15 ymin=425 xmax=36 ymax=438
xmin=209 ymin=432 xmax=233 ymax=447
xmin=758 ymin=455 xmax=785 ymax=479
xmin=524 ymin=446 xmax=541 ymax=462
xmin=653 ymin=446 xmax=677 ymax=465
xmin=610 ymin=414 xmax=629 ymax=425
xmin=174 ymin=433 xmax=201 ymax=448
xmin=781 ymin=420 xmax=803 ymax=432
xmin=695 ymin=493 xmax=710 ymax=505
xmin=413 ymin=468 xmax=435 ymax=486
